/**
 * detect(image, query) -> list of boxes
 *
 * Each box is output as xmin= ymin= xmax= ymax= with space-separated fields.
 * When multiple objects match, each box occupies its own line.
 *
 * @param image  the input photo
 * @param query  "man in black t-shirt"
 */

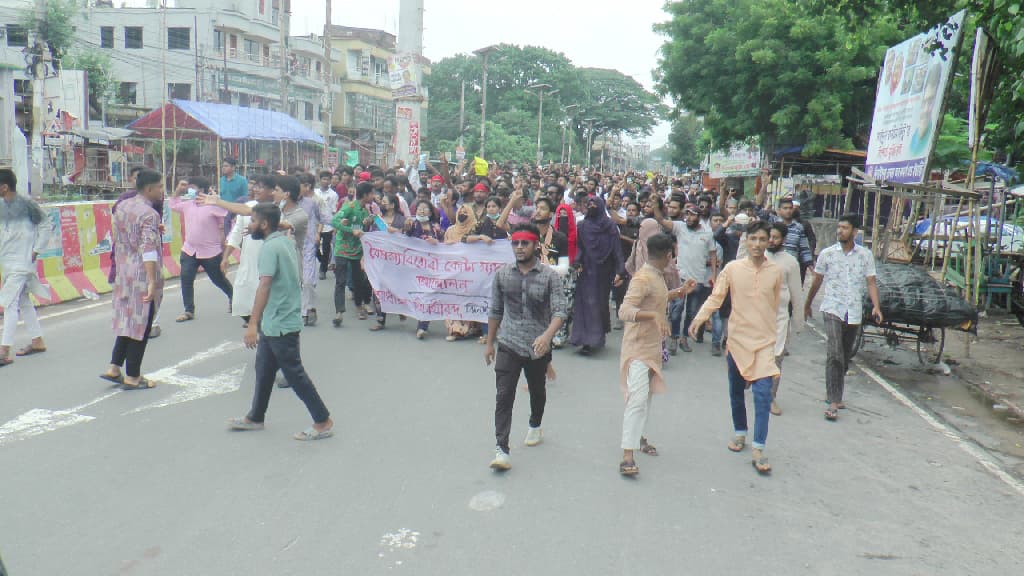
xmin=532 ymin=197 xmax=568 ymax=265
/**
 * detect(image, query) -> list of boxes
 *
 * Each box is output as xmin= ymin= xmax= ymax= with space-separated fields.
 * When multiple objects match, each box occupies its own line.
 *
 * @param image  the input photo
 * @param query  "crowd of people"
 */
xmin=0 ymin=157 xmax=883 ymax=474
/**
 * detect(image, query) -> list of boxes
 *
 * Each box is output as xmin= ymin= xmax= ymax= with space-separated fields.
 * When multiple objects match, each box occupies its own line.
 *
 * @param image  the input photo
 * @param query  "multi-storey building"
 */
xmin=328 ymin=25 xmax=429 ymax=165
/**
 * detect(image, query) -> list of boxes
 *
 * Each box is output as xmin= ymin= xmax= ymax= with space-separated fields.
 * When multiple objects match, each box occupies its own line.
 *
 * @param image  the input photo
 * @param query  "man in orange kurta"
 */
xmin=617 ymin=233 xmax=697 ymax=476
xmin=693 ymin=221 xmax=782 ymax=475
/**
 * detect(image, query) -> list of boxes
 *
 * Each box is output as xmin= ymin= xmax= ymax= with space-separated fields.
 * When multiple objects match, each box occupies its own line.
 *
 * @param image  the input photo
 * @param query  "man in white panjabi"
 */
xmin=0 ymin=168 xmax=51 ymax=366
xmin=766 ymin=222 xmax=804 ymax=416
xmin=223 ymin=176 xmax=276 ymax=326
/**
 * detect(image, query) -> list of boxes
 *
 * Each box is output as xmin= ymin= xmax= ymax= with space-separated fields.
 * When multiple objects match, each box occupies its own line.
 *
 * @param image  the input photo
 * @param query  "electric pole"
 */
xmin=322 ymin=0 xmax=333 ymax=168
xmin=473 ymin=45 xmax=499 ymax=158
xmin=526 ymin=84 xmax=557 ymax=166
xmin=394 ymin=0 xmax=424 ymax=167
xmin=29 ymin=0 xmax=48 ymax=197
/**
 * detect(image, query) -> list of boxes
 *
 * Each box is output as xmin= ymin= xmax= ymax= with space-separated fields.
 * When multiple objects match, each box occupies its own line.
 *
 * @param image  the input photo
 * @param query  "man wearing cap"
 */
xmin=471 ymin=182 xmax=490 ymax=221
xmin=654 ymin=200 xmax=718 ymax=354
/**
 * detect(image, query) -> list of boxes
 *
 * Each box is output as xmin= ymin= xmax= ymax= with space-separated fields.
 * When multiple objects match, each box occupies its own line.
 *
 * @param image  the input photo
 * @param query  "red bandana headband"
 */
xmin=510 ymin=231 xmax=539 ymax=243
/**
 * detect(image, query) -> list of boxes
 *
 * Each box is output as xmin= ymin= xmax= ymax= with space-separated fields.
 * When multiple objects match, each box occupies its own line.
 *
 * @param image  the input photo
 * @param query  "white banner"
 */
xmin=708 ymin=142 xmax=761 ymax=179
xmin=360 ymin=232 xmax=515 ymax=322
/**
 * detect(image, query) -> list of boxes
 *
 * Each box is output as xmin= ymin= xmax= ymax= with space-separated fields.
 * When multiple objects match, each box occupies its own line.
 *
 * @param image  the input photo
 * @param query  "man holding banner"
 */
xmin=484 ymin=223 xmax=568 ymax=471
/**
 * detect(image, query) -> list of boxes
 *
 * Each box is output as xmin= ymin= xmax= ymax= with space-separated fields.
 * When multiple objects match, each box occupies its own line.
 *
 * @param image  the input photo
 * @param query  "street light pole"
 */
xmin=473 ymin=45 xmax=500 ymax=158
xmin=527 ymin=84 xmax=558 ymax=166
xmin=561 ymin=104 xmax=577 ymax=164
xmin=584 ymin=118 xmax=597 ymax=168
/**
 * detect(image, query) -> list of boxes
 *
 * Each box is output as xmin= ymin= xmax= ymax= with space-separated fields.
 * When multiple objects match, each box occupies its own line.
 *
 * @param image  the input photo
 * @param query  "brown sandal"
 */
xmin=619 ymin=460 xmax=639 ymax=476
xmin=751 ymin=448 xmax=772 ymax=475
xmin=727 ymin=435 xmax=746 ymax=452
xmin=15 ymin=345 xmax=46 ymax=357
xmin=175 ymin=312 xmax=195 ymax=323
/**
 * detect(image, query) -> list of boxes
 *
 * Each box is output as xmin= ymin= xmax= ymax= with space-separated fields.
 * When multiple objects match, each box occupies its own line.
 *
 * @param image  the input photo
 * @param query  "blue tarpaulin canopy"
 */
xmin=127 ymin=99 xmax=323 ymax=144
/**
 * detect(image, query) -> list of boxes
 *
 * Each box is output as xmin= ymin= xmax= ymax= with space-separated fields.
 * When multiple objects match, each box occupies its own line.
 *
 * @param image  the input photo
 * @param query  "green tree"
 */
xmin=665 ymin=113 xmax=705 ymax=168
xmin=66 ymin=51 xmax=117 ymax=119
xmin=576 ymin=68 xmax=666 ymax=139
xmin=20 ymin=0 xmax=78 ymax=75
xmin=653 ymin=0 xmax=983 ymax=155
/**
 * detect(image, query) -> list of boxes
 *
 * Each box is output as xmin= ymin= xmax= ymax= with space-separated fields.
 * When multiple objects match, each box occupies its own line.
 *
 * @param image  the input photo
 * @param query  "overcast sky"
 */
xmin=291 ymin=0 xmax=674 ymax=147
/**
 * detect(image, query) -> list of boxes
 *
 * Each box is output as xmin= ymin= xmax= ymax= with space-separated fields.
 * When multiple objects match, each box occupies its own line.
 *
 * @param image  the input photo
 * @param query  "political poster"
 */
xmin=388 ymin=53 xmax=420 ymax=99
xmin=865 ymin=10 xmax=966 ymax=184
xmin=708 ymin=142 xmax=761 ymax=179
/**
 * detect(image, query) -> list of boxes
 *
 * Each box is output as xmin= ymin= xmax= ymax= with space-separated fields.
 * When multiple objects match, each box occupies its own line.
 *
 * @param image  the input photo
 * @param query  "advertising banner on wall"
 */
xmin=388 ymin=53 xmax=420 ymax=99
xmin=708 ymin=142 xmax=761 ymax=179
xmin=865 ymin=10 xmax=966 ymax=184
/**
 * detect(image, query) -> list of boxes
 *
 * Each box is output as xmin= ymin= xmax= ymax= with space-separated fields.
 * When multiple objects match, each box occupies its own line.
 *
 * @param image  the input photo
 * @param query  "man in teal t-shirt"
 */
xmin=228 ymin=203 xmax=333 ymax=441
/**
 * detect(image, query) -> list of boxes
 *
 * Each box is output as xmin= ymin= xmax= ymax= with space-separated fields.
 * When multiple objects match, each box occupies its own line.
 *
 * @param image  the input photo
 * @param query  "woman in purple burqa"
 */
xmin=570 ymin=195 xmax=625 ymax=354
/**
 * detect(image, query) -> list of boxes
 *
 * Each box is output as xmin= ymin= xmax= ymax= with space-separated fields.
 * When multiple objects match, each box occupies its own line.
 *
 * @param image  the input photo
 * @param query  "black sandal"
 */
xmin=640 ymin=437 xmax=659 ymax=457
xmin=619 ymin=460 xmax=639 ymax=476
xmin=121 ymin=377 xmax=156 ymax=391
xmin=825 ymin=408 xmax=838 ymax=421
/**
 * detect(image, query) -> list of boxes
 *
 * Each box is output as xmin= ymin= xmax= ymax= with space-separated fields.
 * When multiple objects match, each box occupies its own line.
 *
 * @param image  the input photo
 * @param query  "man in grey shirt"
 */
xmin=485 ymin=223 xmax=568 ymax=471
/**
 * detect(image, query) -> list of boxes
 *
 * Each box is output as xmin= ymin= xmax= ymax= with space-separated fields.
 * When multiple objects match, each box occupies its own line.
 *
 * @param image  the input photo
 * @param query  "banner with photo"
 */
xmin=360 ymin=232 xmax=515 ymax=322
xmin=865 ymin=10 xmax=966 ymax=184
xmin=708 ymin=142 xmax=761 ymax=179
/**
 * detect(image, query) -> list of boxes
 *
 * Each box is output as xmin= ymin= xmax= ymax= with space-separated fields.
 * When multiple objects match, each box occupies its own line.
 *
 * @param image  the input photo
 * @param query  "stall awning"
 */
xmin=127 ymin=100 xmax=324 ymax=144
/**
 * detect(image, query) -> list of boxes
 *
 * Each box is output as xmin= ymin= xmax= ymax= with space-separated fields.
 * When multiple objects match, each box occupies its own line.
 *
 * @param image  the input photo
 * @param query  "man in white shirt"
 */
xmin=314 ymin=170 xmax=338 ymax=280
xmin=804 ymin=213 xmax=882 ymax=422
xmin=654 ymin=202 xmax=718 ymax=354
xmin=767 ymin=223 xmax=804 ymax=416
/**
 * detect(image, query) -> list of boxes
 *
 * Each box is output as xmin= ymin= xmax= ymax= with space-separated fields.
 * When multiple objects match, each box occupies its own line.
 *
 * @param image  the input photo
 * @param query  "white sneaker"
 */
xmin=489 ymin=448 xmax=511 ymax=470
xmin=525 ymin=427 xmax=543 ymax=447
xmin=416 ymin=329 xmax=427 ymax=340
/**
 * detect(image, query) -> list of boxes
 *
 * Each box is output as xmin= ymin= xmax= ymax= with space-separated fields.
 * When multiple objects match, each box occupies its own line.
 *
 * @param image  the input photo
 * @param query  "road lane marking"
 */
xmin=807 ymin=323 xmax=1024 ymax=497
xmin=0 ymin=340 xmax=244 ymax=445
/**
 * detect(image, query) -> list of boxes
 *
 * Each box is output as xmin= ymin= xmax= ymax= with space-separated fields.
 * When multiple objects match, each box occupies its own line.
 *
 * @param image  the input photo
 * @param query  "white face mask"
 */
xmin=186 ymin=187 xmax=197 ymax=198
xmin=415 ymin=215 xmax=429 ymax=223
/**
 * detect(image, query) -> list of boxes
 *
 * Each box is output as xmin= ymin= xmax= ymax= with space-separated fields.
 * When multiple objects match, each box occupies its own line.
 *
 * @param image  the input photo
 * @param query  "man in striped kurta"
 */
xmin=100 ymin=169 xmax=165 ymax=390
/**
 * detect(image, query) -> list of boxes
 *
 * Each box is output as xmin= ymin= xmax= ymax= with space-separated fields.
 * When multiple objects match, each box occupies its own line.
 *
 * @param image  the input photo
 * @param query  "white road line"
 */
xmin=807 ymin=323 xmax=1024 ymax=497
xmin=0 ymin=340 xmax=244 ymax=446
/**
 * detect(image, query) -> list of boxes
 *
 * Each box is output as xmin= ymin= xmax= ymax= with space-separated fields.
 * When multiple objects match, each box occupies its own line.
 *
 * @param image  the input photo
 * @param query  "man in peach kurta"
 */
xmin=616 ymin=233 xmax=696 ymax=476
xmin=692 ymin=221 xmax=782 ymax=475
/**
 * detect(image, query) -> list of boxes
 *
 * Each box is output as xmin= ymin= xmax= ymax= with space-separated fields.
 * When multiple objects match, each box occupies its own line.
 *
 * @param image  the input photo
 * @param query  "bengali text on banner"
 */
xmin=360 ymin=232 xmax=515 ymax=322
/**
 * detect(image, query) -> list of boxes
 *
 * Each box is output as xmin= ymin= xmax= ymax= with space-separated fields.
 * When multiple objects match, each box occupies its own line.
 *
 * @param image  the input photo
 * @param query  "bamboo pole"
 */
xmin=871 ymin=190 xmax=883 ymax=258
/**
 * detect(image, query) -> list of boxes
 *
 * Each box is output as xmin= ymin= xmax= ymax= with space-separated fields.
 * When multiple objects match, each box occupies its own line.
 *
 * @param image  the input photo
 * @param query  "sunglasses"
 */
xmin=510 ymin=240 xmax=534 ymax=247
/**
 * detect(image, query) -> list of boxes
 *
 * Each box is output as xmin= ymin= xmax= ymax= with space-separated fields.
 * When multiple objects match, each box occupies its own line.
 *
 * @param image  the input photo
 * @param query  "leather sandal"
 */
xmin=727 ymin=435 xmax=746 ymax=452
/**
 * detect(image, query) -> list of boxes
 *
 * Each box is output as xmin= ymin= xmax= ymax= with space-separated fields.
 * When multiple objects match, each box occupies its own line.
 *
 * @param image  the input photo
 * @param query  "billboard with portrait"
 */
xmin=865 ymin=10 xmax=966 ymax=184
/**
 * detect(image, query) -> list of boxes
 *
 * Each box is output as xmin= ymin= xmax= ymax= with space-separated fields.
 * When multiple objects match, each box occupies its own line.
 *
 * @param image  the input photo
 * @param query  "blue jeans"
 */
xmin=727 ymin=353 xmax=772 ymax=449
xmin=670 ymin=284 xmax=709 ymax=339
xmin=712 ymin=310 xmax=724 ymax=346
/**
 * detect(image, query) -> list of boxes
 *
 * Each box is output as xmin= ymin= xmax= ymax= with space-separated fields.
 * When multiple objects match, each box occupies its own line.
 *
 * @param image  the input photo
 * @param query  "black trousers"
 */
xmin=180 ymin=251 xmax=233 ymax=314
xmin=248 ymin=331 xmax=330 ymax=424
xmin=494 ymin=345 xmax=551 ymax=454
xmin=110 ymin=302 xmax=155 ymax=378
xmin=334 ymin=256 xmax=372 ymax=312
xmin=318 ymin=232 xmax=334 ymax=273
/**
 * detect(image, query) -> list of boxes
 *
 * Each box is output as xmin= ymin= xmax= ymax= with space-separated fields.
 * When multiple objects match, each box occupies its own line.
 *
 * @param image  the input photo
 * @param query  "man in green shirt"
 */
xmin=229 ymin=203 xmax=333 ymax=441
xmin=331 ymin=181 xmax=375 ymax=326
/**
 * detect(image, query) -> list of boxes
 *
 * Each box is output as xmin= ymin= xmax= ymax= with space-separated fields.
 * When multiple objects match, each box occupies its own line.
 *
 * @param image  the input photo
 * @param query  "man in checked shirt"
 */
xmin=484 ymin=223 xmax=568 ymax=471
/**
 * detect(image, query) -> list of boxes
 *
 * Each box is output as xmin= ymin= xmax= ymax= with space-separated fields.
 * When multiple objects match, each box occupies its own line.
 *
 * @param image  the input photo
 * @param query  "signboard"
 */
xmin=865 ymin=10 xmax=966 ymax=184
xmin=408 ymin=122 xmax=420 ymax=157
xmin=388 ymin=53 xmax=420 ymax=99
xmin=708 ymin=142 xmax=761 ymax=179
xmin=455 ymin=146 xmax=466 ymax=162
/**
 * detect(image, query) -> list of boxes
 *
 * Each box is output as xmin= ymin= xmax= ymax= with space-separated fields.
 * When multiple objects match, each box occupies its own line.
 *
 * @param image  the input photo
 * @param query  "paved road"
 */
xmin=1 ymin=275 xmax=1022 ymax=575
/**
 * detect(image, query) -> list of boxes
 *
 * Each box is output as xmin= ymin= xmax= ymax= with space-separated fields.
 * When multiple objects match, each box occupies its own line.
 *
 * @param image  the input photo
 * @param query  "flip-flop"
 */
xmin=121 ymin=378 xmax=156 ymax=391
xmin=99 ymin=373 xmax=124 ymax=385
xmin=175 ymin=312 xmax=194 ymax=323
xmin=727 ymin=435 xmax=746 ymax=452
xmin=15 ymin=346 xmax=46 ymax=357
xmin=228 ymin=417 xmax=265 ymax=431
xmin=825 ymin=408 xmax=839 ymax=421
xmin=294 ymin=427 xmax=333 ymax=441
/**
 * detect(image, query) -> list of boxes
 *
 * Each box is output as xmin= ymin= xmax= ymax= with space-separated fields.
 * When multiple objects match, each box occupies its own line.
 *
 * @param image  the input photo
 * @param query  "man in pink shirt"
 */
xmin=168 ymin=175 xmax=233 ymax=322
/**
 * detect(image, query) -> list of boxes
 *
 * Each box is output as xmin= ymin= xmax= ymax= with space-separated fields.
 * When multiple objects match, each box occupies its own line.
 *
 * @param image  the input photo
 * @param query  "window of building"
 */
xmin=213 ymin=30 xmax=223 ymax=51
xmin=5 ymin=25 xmax=28 ymax=47
xmin=238 ymin=93 xmax=251 ymax=107
xmin=167 ymin=83 xmax=191 ymax=100
xmin=124 ymin=26 xmax=143 ymax=49
xmin=258 ymin=0 xmax=265 ymax=15
xmin=118 ymin=82 xmax=137 ymax=105
xmin=347 ymin=50 xmax=360 ymax=77
xmin=373 ymin=59 xmax=387 ymax=85
xmin=100 ymin=26 xmax=114 ymax=48
xmin=167 ymin=27 xmax=190 ymax=50
xmin=304 ymin=101 xmax=314 ymax=120
xmin=244 ymin=39 xmax=260 ymax=61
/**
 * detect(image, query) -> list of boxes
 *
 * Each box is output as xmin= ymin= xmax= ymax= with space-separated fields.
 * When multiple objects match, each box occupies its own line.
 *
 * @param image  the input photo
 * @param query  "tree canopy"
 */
xmin=424 ymin=44 xmax=664 ymax=163
xmin=654 ymin=0 xmax=1024 ymax=162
